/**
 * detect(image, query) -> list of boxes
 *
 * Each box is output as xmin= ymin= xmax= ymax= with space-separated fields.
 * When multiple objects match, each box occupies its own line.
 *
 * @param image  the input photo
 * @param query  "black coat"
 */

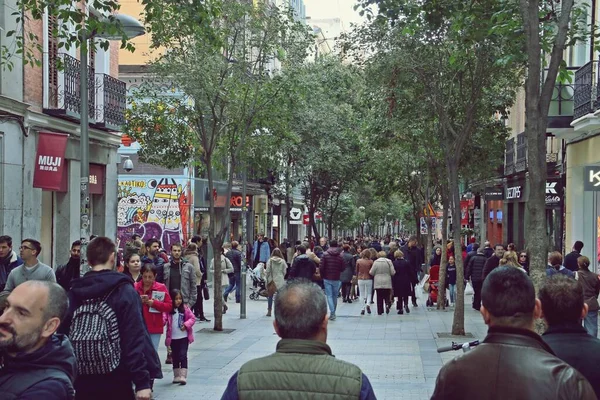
xmin=564 ymin=251 xmax=581 ymax=272
xmin=392 ymin=258 xmax=416 ymax=297
xmin=400 ymin=245 xmax=422 ymax=279
xmin=543 ymin=323 xmax=600 ymax=399
xmin=482 ymin=255 xmax=501 ymax=282
xmin=340 ymin=252 xmax=356 ymax=283
xmin=466 ymin=253 xmax=488 ymax=283
xmin=288 ymin=255 xmax=317 ymax=281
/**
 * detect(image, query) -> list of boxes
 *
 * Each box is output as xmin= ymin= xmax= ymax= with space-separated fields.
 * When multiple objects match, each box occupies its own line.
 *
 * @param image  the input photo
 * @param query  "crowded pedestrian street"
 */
xmin=151 ymin=287 xmax=487 ymax=400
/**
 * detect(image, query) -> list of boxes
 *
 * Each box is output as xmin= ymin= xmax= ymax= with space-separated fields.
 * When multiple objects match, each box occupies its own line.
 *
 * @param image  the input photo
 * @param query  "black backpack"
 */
xmin=69 ymin=284 xmax=124 ymax=375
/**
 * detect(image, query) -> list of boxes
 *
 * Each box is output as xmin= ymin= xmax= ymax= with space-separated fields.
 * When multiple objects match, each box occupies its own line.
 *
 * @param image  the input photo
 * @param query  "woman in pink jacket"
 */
xmin=164 ymin=289 xmax=195 ymax=385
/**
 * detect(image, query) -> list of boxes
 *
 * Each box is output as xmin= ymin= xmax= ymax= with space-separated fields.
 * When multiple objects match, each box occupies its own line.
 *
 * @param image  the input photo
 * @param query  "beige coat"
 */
xmin=209 ymin=256 xmax=234 ymax=287
xmin=266 ymin=256 xmax=287 ymax=290
xmin=185 ymin=251 xmax=202 ymax=283
xmin=369 ymin=257 xmax=396 ymax=289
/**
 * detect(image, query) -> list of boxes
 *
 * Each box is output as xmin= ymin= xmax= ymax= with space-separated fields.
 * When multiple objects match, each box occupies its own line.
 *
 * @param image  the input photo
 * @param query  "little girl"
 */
xmin=164 ymin=289 xmax=195 ymax=385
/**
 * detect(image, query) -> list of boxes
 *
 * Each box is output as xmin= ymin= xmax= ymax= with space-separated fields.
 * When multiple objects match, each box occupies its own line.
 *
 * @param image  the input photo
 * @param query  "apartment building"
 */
xmin=0 ymin=0 xmax=127 ymax=266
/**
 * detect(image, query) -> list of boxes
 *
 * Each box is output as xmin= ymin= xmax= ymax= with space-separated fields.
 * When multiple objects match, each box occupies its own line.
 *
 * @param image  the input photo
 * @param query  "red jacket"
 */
xmin=134 ymin=281 xmax=172 ymax=334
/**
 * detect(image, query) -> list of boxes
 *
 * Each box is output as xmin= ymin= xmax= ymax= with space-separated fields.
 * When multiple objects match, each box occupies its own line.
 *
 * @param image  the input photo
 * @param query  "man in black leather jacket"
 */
xmin=465 ymin=248 xmax=488 ymax=311
xmin=432 ymin=266 xmax=595 ymax=400
xmin=540 ymin=275 xmax=600 ymax=399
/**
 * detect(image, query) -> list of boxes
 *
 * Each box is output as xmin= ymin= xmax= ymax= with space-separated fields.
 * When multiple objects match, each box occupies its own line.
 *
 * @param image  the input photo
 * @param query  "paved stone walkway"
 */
xmin=152 ymin=286 xmax=488 ymax=399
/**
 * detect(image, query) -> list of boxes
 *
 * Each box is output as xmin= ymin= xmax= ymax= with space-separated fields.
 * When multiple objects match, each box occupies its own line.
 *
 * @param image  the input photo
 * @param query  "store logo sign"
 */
xmin=506 ymin=185 xmax=522 ymax=200
xmin=584 ymin=166 xmax=600 ymax=191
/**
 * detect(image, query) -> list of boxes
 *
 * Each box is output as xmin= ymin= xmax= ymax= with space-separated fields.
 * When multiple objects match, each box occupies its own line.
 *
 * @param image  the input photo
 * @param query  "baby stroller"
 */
xmin=247 ymin=263 xmax=268 ymax=300
xmin=425 ymin=265 xmax=449 ymax=307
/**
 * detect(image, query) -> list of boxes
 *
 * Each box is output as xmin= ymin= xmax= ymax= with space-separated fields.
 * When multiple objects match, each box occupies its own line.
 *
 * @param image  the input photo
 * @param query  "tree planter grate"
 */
xmin=437 ymin=332 xmax=474 ymax=339
xmin=197 ymin=328 xmax=236 ymax=334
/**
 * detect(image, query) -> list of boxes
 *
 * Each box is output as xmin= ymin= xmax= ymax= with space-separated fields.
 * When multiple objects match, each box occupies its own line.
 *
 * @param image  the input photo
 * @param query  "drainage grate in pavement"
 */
xmin=197 ymin=328 xmax=236 ymax=334
xmin=436 ymin=332 xmax=474 ymax=339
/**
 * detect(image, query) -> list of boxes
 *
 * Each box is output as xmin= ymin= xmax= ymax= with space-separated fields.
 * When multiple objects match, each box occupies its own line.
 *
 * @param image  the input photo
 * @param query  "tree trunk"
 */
xmin=448 ymin=158 xmax=465 ymax=335
xmin=519 ymin=0 xmax=574 ymax=293
xmin=205 ymin=157 xmax=224 ymax=331
xmin=437 ymin=187 xmax=449 ymax=310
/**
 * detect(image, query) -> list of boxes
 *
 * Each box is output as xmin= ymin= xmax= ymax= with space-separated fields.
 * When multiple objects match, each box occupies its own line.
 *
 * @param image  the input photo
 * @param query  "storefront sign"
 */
xmin=584 ymin=166 xmax=600 ymax=191
xmin=89 ymin=164 xmax=105 ymax=195
xmin=545 ymin=179 xmax=561 ymax=208
xmin=290 ymin=207 xmax=303 ymax=224
xmin=229 ymin=194 xmax=251 ymax=212
xmin=485 ymin=188 xmax=503 ymax=200
xmin=505 ymin=185 xmax=523 ymax=201
xmin=33 ymin=132 xmax=69 ymax=191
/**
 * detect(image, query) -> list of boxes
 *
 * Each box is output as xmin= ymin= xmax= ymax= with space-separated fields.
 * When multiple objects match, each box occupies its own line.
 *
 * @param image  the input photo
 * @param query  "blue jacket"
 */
xmin=252 ymin=240 xmax=270 ymax=264
xmin=0 ymin=251 xmax=22 ymax=291
xmin=0 ymin=334 xmax=76 ymax=399
xmin=59 ymin=270 xmax=162 ymax=394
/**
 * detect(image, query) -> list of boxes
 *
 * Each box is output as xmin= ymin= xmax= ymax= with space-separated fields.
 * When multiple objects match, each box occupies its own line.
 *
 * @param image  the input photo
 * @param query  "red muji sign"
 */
xmin=33 ymin=132 xmax=69 ymax=191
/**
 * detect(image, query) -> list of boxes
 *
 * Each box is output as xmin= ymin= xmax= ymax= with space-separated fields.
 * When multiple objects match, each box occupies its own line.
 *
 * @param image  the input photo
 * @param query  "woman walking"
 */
xmin=392 ymin=250 xmax=415 ymax=314
xmin=577 ymin=256 xmax=600 ymax=337
xmin=135 ymin=264 xmax=173 ymax=352
xmin=518 ymin=251 xmax=530 ymax=275
xmin=356 ymin=249 xmax=374 ymax=315
xmin=265 ymin=248 xmax=287 ymax=317
xmin=123 ymin=252 xmax=142 ymax=283
xmin=446 ymin=256 xmax=457 ymax=306
xmin=209 ymin=247 xmax=234 ymax=314
xmin=370 ymin=251 xmax=396 ymax=315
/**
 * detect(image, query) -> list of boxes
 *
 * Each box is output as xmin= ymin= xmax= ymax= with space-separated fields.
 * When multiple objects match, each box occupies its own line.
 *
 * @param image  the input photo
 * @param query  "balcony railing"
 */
xmin=573 ymin=60 xmax=596 ymax=120
xmin=546 ymin=67 xmax=577 ymax=120
xmin=94 ymin=73 xmax=126 ymax=131
xmin=515 ymin=132 xmax=527 ymax=172
xmin=44 ymin=53 xmax=95 ymax=121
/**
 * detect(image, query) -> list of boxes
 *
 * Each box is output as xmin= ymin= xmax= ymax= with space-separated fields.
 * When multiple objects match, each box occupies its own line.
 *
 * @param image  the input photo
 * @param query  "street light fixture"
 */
xmin=80 ymin=14 xmax=145 ymax=275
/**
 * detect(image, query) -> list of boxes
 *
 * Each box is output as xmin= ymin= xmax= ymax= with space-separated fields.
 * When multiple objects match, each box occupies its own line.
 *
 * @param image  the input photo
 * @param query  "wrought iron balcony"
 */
xmin=573 ymin=60 xmax=596 ymax=120
xmin=44 ymin=53 xmax=95 ymax=122
xmin=545 ymin=67 xmax=576 ymax=130
xmin=93 ymin=73 xmax=126 ymax=131
xmin=504 ymin=138 xmax=515 ymax=176
xmin=515 ymin=132 xmax=527 ymax=173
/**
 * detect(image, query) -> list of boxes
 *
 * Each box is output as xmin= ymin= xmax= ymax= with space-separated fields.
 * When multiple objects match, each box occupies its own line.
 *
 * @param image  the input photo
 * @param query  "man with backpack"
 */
xmin=59 ymin=237 xmax=160 ymax=400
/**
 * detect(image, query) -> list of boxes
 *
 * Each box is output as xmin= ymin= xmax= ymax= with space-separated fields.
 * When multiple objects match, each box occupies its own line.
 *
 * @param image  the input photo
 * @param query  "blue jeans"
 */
xmin=323 ymin=279 xmax=342 ymax=315
xmin=449 ymin=284 xmax=456 ymax=304
xmin=149 ymin=333 xmax=161 ymax=353
xmin=584 ymin=309 xmax=598 ymax=337
xmin=223 ymin=273 xmax=240 ymax=302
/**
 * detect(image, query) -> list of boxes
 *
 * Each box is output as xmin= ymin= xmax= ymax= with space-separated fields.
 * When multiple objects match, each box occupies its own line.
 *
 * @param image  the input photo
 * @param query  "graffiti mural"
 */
xmin=117 ymin=177 xmax=192 ymax=252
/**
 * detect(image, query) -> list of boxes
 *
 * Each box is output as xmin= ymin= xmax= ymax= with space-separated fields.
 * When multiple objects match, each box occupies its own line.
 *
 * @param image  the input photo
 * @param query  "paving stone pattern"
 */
xmin=152 ymin=287 xmax=488 ymax=399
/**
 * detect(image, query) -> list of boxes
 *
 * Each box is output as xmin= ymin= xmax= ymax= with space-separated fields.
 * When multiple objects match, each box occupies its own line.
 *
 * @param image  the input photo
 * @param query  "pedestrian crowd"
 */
xmin=0 ymin=231 xmax=599 ymax=400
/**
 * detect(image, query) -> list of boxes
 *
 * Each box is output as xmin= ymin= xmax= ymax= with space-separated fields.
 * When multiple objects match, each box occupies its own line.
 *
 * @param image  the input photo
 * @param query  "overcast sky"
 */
xmin=303 ymin=0 xmax=364 ymax=25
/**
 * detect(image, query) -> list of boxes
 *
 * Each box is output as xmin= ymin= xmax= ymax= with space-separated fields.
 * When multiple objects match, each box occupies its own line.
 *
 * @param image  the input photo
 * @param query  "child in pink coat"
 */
xmin=164 ymin=289 xmax=195 ymax=384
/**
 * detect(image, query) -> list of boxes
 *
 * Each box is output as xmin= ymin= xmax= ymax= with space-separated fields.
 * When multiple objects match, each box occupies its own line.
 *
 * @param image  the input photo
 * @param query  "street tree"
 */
xmin=124 ymin=0 xmax=311 ymax=331
xmin=354 ymin=0 xmax=520 ymax=334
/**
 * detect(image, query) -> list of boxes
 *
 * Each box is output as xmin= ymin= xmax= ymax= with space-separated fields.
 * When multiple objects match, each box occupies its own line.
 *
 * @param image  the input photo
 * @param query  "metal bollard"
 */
xmin=240 ymin=269 xmax=247 ymax=319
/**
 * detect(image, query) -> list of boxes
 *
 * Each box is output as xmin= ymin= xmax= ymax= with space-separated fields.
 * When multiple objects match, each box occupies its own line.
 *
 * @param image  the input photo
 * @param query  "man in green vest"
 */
xmin=220 ymin=280 xmax=377 ymax=400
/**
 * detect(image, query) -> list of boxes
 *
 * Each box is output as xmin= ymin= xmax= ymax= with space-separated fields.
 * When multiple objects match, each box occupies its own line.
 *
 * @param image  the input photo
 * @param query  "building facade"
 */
xmin=0 ymin=1 xmax=126 ymax=267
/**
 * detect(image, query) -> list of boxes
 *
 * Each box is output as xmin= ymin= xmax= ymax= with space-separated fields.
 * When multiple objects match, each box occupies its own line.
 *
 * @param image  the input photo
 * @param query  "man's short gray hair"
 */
xmin=23 ymin=280 xmax=68 ymax=322
xmin=274 ymin=280 xmax=327 ymax=339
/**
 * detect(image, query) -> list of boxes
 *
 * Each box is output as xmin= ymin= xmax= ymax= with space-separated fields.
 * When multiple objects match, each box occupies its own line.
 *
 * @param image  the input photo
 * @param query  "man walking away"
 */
xmin=482 ymin=241 xmax=494 ymax=259
xmin=432 ymin=267 xmax=595 ymax=400
xmin=465 ymin=247 xmax=487 ymax=311
xmin=540 ymin=275 xmax=600 ymax=399
xmin=0 ymin=281 xmax=75 ymax=399
xmin=481 ymin=244 xmax=504 ymax=282
xmin=142 ymin=238 xmax=165 ymax=283
xmin=224 ymin=241 xmax=243 ymax=303
xmin=0 ymin=239 xmax=55 ymax=306
xmin=320 ymin=240 xmax=345 ymax=320
xmin=0 ymin=235 xmax=22 ymax=292
xmin=221 ymin=280 xmax=377 ymax=400
xmin=564 ymin=241 xmax=584 ymax=272
xmin=164 ymin=243 xmax=197 ymax=308
xmin=288 ymin=245 xmax=317 ymax=280
xmin=55 ymin=240 xmax=81 ymax=291
xmin=60 ymin=237 xmax=160 ymax=400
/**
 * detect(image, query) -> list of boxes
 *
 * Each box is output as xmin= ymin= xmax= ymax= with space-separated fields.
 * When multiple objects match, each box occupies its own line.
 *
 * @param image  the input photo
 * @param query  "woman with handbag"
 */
xmin=265 ymin=248 xmax=287 ymax=317
xmin=209 ymin=247 xmax=234 ymax=314
xmin=369 ymin=251 xmax=396 ymax=315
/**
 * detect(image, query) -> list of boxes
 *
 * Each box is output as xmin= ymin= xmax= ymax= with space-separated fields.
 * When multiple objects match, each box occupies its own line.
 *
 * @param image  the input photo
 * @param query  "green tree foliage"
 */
xmin=124 ymin=0 xmax=311 ymax=330
xmin=352 ymin=0 xmax=521 ymax=334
